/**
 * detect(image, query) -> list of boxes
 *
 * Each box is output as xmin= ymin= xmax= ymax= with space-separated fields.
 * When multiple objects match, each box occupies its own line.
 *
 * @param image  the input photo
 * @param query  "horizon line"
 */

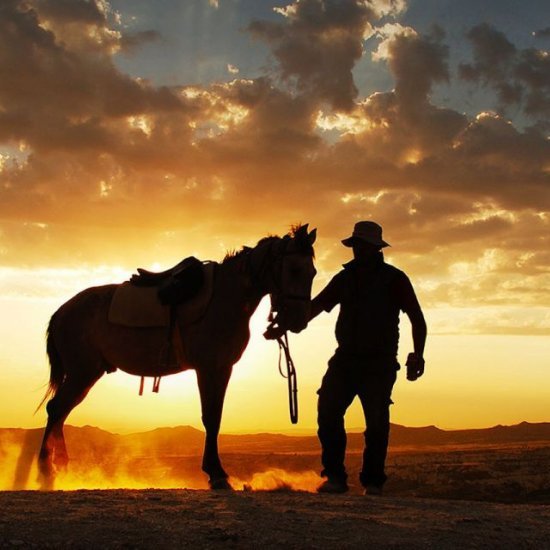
xmin=2 ymin=419 xmax=549 ymax=437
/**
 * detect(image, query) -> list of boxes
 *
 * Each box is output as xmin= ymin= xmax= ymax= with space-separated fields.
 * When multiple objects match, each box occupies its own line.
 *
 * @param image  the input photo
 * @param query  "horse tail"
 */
xmin=36 ymin=313 xmax=65 ymax=412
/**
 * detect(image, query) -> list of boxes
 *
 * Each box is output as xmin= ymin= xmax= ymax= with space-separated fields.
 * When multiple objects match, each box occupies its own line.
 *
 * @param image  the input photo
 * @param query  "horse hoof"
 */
xmin=209 ymin=477 xmax=233 ymax=491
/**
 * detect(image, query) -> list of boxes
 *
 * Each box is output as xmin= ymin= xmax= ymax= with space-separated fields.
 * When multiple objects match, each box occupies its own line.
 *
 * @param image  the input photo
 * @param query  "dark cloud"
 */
xmin=204 ymin=77 xmax=321 ymax=167
xmin=460 ymin=23 xmax=517 ymax=80
xmin=514 ymin=48 xmax=550 ymax=116
xmin=389 ymin=26 xmax=449 ymax=110
xmin=249 ymin=0 xmax=375 ymax=111
xmin=460 ymin=23 xmax=550 ymax=117
xmin=119 ymin=30 xmax=161 ymax=54
xmin=0 ymin=0 xmax=182 ymax=121
xmin=362 ymin=27 xmax=467 ymax=157
xmin=0 ymin=0 xmax=187 ymax=158
xmin=533 ymin=27 xmax=550 ymax=39
xmin=32 ymin=0 xmax=107 ymax=25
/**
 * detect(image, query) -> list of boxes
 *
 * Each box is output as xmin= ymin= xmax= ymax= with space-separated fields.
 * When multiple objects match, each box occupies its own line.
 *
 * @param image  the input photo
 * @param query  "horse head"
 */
xmin=269 ymin=224 xmax=317 ymax=334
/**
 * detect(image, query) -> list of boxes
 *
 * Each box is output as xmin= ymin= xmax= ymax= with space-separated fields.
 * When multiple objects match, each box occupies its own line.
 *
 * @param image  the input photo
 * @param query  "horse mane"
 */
xmin=223 ymin=223 xmax=314 ymax=263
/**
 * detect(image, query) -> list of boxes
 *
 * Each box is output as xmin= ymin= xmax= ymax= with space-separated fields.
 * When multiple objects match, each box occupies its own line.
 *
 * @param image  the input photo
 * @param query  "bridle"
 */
xmin=246 ymin=236 xmax=311 ymax=307
xmin=245 ymin=236 xmax=312 ymax=424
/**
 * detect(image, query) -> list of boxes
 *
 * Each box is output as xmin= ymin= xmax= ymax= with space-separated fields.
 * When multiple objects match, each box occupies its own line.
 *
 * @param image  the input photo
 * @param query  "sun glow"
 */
xmin=403 ymin=149 xmax=422 ymax=165
xmin=315 ymin=111 xmax=372 ymax=135
xmin=127 ymin=115 xmax=153 ymax=136
xmin=454 ymin=202 xmax=517 ymax=224
xmin=340 ymin=191 xmax=386 ymax=204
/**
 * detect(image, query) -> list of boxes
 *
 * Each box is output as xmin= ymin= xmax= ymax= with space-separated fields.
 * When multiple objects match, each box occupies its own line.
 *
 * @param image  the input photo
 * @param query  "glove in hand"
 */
xmin=406 ymin=352 xmax=425 ymax=381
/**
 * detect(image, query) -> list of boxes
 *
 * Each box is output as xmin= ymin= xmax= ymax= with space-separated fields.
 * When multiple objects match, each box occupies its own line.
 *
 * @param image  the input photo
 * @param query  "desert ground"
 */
xmin=1 ymin=425 xmax=549 ymax=548
xmin=2 ymin=488 xmax=550 ymax=549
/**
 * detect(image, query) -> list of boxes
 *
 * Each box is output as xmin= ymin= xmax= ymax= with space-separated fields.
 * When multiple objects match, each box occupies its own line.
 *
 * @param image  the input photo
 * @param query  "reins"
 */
xmin=269 ymin=304 xmax=299 ymax=425
xmin=253 ymin=237 xmax=309 ymax=426
xmin=276 ymin=331 xmax=298 ymax=424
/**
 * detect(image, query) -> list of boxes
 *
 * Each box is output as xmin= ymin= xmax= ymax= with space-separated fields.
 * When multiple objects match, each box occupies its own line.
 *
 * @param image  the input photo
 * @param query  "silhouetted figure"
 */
xmin=313 ymin=221 xmax=426 ymax=494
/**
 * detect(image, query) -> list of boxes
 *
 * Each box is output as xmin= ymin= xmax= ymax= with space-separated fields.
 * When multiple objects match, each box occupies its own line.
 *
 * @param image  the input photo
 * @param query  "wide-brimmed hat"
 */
xmin=342 ymin=221 xmax=390 ymax=248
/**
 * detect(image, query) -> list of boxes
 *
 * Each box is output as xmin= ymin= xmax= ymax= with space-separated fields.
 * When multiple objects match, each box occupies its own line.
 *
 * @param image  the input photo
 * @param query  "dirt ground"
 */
xmin=2 ymin=431 xmax=549 ymax=548
xmin=1 ymin=489 xmax=549 ymax=549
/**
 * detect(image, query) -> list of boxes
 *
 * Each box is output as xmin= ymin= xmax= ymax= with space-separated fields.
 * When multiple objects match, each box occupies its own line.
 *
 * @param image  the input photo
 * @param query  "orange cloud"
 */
xmin=0 ymin=0 xmax=548 ymax=335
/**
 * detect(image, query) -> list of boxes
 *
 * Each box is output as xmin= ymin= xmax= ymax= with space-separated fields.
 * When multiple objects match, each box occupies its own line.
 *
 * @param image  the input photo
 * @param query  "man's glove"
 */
xmin=406 ymin=352 xmax=425 ymax=381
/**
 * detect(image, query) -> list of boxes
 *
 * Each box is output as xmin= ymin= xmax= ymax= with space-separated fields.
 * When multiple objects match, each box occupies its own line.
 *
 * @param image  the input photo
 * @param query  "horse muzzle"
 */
xmin=275 ymin=297 xmax=311 ymax=334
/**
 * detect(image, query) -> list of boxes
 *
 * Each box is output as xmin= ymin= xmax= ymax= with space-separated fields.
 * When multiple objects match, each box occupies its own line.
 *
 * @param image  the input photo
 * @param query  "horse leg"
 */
xmin=197 ymin=367 xmax=232 ymax=490
xmin=38 ymin=416 xmax=58 ymax=487
xmin=38 ymin=373 xmax=101 ymax=486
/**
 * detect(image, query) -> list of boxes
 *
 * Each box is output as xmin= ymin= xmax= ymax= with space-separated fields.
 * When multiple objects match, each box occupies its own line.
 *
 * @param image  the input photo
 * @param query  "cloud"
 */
xmin=33 ymin=0 xmax=107 ymax=25
xmin=533 ymin=27 xmax=550 ymax=39
xmin=249 ymin=0 xmax=377 ymax=111
xmin=0 ymin=1 xmax=183 ymax=124
xmin=0 ymin=0 xmax=549 ymax=335
xmin=387 ymin=26 xmax=450 ymax=109
xmin=362 ymin=24 xmax=463 ymax=157
xmin=459 ymin=23 xmax=550 ymax=117
xmin=119 ymin=30 xmax=161 ymax=54
xmin=368 ymin=0 xmax=407 ymax=18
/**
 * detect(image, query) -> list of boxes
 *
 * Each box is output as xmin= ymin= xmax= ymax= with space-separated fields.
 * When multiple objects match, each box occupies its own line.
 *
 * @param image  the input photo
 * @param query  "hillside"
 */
xmin=3 ymin=421 xmax=549 ymax=458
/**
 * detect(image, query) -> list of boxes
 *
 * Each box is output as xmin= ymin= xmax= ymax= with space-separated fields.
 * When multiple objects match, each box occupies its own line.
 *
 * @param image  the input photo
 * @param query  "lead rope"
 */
xmin=276 ymin=332 xmax=298 ymax=424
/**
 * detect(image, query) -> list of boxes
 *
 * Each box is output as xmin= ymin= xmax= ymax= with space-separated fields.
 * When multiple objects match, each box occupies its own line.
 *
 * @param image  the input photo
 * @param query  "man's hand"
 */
xmin=406 ymin=352 xmax=425 ymax=381
xmin=263 ymin=323 xmax=286 ymax=340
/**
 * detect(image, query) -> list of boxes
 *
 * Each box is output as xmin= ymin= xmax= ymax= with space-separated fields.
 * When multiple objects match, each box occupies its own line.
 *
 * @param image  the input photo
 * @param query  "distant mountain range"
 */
xmin=2 ymin=421 xmax=549 ymax=458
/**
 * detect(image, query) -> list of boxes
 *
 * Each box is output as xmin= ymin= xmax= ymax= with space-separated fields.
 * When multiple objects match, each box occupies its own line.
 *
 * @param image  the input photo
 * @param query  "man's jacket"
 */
xmin=312 ymin=253 xmax=420 ymax=359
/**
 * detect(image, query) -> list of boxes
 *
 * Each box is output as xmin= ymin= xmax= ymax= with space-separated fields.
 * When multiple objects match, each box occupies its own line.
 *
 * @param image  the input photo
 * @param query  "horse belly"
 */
xmin=98 ymin=324 xmax=193 ymax=377
xmin=183 ymin=319 xmax=251 ymax=370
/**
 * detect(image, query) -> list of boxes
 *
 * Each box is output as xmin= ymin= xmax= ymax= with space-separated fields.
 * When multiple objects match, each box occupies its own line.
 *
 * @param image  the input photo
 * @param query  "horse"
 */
xmin=38 ymin=224 xmax=317 ymax=489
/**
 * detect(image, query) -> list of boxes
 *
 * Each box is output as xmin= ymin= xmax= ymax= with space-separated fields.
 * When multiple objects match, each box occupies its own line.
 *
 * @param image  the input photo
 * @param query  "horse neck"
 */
xmin=215 ymin=255 xmax=268 ymax=321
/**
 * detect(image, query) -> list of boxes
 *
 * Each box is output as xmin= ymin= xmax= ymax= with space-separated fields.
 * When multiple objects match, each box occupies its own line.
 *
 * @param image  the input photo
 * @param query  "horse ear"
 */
xmin=308 ymin=228 xmax=317 ymax=245
xmin=294 ymin=224 xmax=308 ymax=238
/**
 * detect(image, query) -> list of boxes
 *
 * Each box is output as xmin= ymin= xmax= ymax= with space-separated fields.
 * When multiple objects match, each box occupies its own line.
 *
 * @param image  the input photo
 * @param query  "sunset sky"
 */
xmin=0 ymin=0 xmax=548 ymax=434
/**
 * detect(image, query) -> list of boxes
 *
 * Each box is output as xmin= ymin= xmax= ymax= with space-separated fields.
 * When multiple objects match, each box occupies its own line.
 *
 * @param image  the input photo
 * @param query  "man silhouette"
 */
xmin=311 ymin=221 xmax=426 ymax=494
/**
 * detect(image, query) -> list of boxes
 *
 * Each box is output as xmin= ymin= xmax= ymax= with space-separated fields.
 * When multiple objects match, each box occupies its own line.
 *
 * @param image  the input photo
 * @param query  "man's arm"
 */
xmin=396 ymin=273 xmax=427 ymax=380
xmin=264 ymin=272 xmax=342 ymax=339
xmin=309 ymin=293 xmax=330 ymax=321
xmin=407 ymin=307 xmax=427 ymax=357
xmin=405 ymin=306 xmax=427 ymax=381
xmin=310 ymin=272 xmax=342 ymax=320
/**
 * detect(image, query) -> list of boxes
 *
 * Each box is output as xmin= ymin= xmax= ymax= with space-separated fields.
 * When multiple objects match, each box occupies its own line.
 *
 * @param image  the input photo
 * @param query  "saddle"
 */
xmin=108 ymin=258 xmax=216 ymax=394
xmin=108 ymin=257 xmax=215 ymax=328
xmin=130 ymin=256 xmax=204 ymax=305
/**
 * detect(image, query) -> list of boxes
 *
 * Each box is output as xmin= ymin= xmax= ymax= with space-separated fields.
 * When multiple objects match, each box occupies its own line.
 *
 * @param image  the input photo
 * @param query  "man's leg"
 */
xmin=357 ymin=369 xmax=397 ymax=491
xmin=317 ymin=360 xmax=356 ymax=486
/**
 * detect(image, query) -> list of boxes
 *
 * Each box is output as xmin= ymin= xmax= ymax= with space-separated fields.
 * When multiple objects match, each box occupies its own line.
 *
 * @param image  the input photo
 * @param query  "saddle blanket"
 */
xmin=108 ymin=262 xmax=216 ymax=328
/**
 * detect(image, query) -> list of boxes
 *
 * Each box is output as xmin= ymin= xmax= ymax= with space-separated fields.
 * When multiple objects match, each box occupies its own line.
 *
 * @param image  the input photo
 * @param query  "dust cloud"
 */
xmin=1 ymin=431 xmax=319 ymax=492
